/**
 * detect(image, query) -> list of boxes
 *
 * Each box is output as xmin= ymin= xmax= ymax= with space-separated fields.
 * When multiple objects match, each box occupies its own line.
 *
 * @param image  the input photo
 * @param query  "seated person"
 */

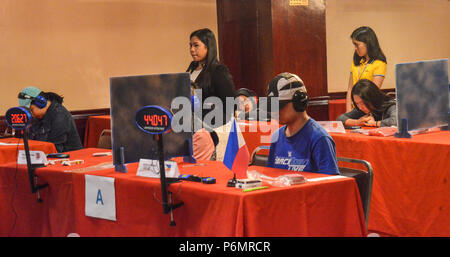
xmin=266 ymin=72 xmax=339 ymax=175
xmin=337 ymin=79 xmax=397 ymax=127
xmin=18 ymin=86 xmax=83 ymax=152
xmin=235 ymin=88 xmax=271 ymax=121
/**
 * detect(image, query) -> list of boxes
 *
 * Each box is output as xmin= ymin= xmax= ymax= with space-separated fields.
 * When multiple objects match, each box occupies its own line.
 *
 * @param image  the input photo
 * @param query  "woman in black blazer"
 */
xmin=187 ymin=28 xmax=236 ymax=128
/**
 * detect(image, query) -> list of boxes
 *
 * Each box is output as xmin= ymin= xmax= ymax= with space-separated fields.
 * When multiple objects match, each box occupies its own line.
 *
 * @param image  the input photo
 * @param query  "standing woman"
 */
xmin=187 ymin=28 xmax=236 ymax=127
xmin=345 ymin=26 xmax=387 ymax=112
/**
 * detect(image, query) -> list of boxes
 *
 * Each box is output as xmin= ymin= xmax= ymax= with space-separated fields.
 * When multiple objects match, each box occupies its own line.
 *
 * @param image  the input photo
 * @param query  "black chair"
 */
xmin=336 ymin=157 xmax=373 ymax=228
xmin=249 ymin=145 xmax=270 ymax=166
xmin=249 ymin=146 xmax=373 ymax=227
xmin=97 ymin=129 xmax=112 ymax=149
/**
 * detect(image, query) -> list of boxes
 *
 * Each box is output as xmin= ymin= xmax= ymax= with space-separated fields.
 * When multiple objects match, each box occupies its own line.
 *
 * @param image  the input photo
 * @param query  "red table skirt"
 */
xmin=331 ymin=130 xmax=450 ymax=236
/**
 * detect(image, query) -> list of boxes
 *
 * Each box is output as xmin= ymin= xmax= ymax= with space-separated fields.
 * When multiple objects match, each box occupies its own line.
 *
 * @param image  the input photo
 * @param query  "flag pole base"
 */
xmin=227 ymin=174 xmax=237 ymax=187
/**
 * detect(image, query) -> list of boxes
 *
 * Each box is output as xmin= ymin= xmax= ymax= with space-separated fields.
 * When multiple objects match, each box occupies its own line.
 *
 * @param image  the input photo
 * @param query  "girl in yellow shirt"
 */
xmin=346 ymin=26 xmax=387 ymax=112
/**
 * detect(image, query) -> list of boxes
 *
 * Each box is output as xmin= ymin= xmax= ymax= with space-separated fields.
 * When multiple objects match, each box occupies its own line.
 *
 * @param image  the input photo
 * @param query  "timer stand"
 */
xmin=154 ymin=133 xmax=184 ymax=226
xmin=135 ymin=105 xmax=184 ymax=226
xmin=5 ymin=107 xmax=48 ymax=202
xmin=22 ymin=128 xmax=49 ymax=202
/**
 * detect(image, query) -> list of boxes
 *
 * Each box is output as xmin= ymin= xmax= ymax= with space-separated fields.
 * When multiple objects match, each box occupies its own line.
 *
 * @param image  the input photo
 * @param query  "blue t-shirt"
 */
xmin=267 ymin=118 xmax=339 ymax=175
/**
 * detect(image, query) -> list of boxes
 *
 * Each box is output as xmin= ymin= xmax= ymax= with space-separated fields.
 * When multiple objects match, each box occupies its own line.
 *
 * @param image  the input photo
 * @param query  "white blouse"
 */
xmin=190 ymin=68 xmax=202 ymax=82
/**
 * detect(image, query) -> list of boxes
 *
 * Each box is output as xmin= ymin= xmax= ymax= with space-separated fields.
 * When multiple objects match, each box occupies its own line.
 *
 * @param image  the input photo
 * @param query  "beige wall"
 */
xmin=0 ymin=0 xmax=217 ymax=114
xmin=326 ymin=0 xmax=450 ymax=93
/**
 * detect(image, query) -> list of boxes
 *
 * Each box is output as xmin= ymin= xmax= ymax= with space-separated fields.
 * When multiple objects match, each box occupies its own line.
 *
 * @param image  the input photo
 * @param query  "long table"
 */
xmin=0 ymin=138 xmax=57 ymax=164
xmin=331 ymin=130 xmax=450 ymax=237
xmin=0 ymin=148 xmax=366 ymax=237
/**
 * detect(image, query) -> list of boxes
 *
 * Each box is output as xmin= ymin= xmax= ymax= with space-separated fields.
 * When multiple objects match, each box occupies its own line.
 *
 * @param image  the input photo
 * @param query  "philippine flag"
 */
xmin=223 ymin=118 xmax=250 ymax=179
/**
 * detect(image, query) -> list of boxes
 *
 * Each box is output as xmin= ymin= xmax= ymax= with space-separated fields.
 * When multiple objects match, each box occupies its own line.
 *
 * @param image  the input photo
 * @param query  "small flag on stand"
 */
xmin=223 ymin=118 xmax=250 ymax=179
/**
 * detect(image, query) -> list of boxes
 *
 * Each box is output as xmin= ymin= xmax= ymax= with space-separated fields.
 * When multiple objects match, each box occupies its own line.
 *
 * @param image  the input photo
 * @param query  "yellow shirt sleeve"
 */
xmin=372 ymin=60 xmax=387 ymax=77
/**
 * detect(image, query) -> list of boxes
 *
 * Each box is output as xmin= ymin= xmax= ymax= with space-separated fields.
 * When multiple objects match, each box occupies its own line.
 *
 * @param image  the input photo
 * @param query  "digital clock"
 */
xmin=135 ymin=105 xmax=173 ymax=134
xmin=5 ymin=107 xmax=32 ymax=130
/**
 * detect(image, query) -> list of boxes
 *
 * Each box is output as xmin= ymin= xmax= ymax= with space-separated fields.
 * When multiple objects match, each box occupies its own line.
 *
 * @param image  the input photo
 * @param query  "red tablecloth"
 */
xmin=0 ymin=138 xmax=57 ymax=164
xmin=328 ymin=99 xmax=346 ymax=121
xmin=83 ymin=115 xmax=111 ymax=148
xmin=0 ymin=148 xmax=366 ymax=237
xmin=331 ymin=130 xmax=450 ymax=236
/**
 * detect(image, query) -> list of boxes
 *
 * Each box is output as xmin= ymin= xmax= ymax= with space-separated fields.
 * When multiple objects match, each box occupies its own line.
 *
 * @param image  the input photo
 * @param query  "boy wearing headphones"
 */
xmin=18 ymin=86 xmax=83 ymax=153
xmin=266 ymin=73 xmax=339 ymax=175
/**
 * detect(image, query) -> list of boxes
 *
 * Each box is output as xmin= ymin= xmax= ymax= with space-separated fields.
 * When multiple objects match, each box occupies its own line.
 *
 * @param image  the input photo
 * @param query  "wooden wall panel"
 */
xmin=271 ymin=0 xmax=327 ymax=97
xmin=217 ymin=0 xmax=273 ymax=97
xmin=217 ymin=0 xmax=329 ymax=120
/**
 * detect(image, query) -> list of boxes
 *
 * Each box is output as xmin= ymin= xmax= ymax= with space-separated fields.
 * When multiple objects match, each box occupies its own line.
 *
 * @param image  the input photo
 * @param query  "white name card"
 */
xmin=136 ymin=159 xmax=180 ymax=179
xmin=317 ymin=121 xmax=346 ymax=133
xmin=17 ymin=150 xmax=47 ymax=165
xmin=85 ymin=175 xmax=116 ymax=221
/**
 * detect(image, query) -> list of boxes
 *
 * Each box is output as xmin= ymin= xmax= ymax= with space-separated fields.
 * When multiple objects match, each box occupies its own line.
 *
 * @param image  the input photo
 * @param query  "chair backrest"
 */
xmin=97 ymin=129 xmax=112 ymax=149
xmin=337 ymin=157 xmax=373 ymax=228
xmin=249 ymin=145 xmax=270 ymax=166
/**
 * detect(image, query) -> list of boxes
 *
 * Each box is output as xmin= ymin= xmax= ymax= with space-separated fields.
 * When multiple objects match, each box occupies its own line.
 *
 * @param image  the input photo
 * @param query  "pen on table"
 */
xmin=242 ymin=186 xmax=269 ymax=193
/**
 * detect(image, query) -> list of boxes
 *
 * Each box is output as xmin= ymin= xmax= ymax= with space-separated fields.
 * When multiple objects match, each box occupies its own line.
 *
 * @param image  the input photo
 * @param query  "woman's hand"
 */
xmin=356 ymin=115 xmax=371 ymax=126
xmin=363 ymin=115 xmax=378 ymax=127
xmin=345 ymin=115 xmax=371 ymax=126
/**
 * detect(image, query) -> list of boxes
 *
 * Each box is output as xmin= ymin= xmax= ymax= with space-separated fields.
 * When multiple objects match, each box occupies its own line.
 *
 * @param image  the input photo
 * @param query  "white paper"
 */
xmin=136 ymin=159 xmax=180 ymax=178
xmin=85 ymin=175 xmax=116 ymax=221
xmin=17 ymin=150 xmax=47 ymax=164
xmin=308 ymin=175 xmax=347 ymax=182
xmin=317 ymin=121 xmax=346 ymax=133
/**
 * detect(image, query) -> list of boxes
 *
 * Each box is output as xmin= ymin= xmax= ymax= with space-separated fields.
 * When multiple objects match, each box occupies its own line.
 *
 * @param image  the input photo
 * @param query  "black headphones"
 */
xmin=18 ymin=92 xmax=47 ymax=109
xmin=292 ymin=91 xmax=308 ymax=112
xmin=278 ymin=73 xmax=308 ymax=112
xmin=236 ymin=87 xmax=258 ymax=105
xmin=235 ymin=88 xmax=257 ymax=98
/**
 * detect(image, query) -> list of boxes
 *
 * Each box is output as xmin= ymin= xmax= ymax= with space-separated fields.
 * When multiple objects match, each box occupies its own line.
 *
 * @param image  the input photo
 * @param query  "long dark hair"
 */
xmin=186 ymin=28 xmax=220 ymax=92
xmin=39 ymin=91 xmax=64 ymax=104
xmin=351 ymin=79 xmax=394 ymax=114
xmin=351 ymin=26 xmax=386 ymax=65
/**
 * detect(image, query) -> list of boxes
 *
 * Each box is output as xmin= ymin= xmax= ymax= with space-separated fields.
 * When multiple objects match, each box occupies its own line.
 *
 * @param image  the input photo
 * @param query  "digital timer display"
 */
xmin=144 ymin=114 xmax=168 ymax=127
xmin=135 ymin=106 xmax=173 ymax=134
xmin=5 ymin=107 xmax=32 ymax=130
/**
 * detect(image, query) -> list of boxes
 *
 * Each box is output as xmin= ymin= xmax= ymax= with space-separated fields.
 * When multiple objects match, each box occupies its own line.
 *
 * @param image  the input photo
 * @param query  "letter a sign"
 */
xmin=85 ymin=175 xmax=116 ymax=221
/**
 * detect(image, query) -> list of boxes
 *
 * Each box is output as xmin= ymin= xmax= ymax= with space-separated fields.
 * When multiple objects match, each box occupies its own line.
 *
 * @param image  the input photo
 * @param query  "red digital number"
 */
xmin=143 ymin=113 xmax=168 ymax=127
xmin=144 ymin=114 xmax=150 ymax=125
xmin=162 ymin=115 xmax=167 ymax=126
xmin=11 ymin=114 xmax=27 ymax=124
